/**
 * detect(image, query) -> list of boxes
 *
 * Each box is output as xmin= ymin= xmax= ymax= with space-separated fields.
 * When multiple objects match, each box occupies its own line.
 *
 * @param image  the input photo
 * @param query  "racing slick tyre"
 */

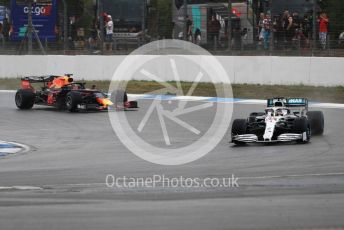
xmin=307 ymin=111 xmax=324 ymax=135
xmin=110 ymin=90 xmax=128 ymax=107
xmin=15 ymin=89 xmax=35 ymax=110
xmin=231 ymin=119 xmax=248 ymax=145
xmin=293 ymin=117 xmax=311 ymax=143
xmin=66 ymin=92 xmax=82 ymax=112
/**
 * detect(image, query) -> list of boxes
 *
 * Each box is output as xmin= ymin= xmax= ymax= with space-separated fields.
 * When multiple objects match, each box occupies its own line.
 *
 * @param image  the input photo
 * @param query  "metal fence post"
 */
xmin=269 ymin=0 xmax=272 ymax=55
xmin=99 ymin=0 xmax=104 ymax=53
xmin=327 ymin=34 xmax=330 ymax=55
xmin=142 ymin=0 xmax=146 ymax=45
xmin=312 ymin=0 xmax=317 ymax=56
xmin=269 ymin=30 xmax=273 ymax=54
xmin=227 ymin=0 xmax=232 ymax=52
xmin=62 ymin=0 xmax=68 ymax=53
xmin=183 ymin=0 xmax=187 ymax=41
xmin=298 ymin=33 xmax=301 ymax=56
xmin=28 ymin=1 xmax=33 ymax=54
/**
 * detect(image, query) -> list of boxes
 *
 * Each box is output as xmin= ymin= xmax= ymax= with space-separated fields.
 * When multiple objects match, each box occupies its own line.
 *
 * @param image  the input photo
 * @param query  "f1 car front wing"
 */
xmin=232 ymin=133 xmax=304 ymax=143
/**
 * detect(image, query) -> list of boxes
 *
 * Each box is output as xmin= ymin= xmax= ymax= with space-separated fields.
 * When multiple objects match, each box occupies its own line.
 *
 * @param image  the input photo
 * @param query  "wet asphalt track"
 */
xmin=1 ymin=91 xmax=344 ymax=230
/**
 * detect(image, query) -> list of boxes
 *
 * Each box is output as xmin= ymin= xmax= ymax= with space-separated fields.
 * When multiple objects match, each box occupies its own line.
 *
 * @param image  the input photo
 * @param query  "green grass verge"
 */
xmin=1 ymin=78 xmax=343 ymax=103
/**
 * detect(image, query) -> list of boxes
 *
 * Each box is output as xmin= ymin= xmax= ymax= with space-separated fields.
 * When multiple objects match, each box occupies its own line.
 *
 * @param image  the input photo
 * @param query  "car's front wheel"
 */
xmin=294 ymin=117 xmax=311 ymax=143
xmin=65 ymin=92 xmax=82 ymax=112
xmin=231 ymin=119 xmax=248 ymax=145
xmin=307 ymin=111 xmax=324 ymax=135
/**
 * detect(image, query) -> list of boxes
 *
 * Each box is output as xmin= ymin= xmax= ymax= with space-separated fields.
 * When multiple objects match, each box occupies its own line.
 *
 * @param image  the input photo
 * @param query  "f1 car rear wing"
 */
xmin=20 ymin=74 xmax=76 ymax=90
xmin=267 ymin=97 xmax=308 ymax=109
xmin=21 ymin=74 xmax=74 ymax=83
xmin=21 ymin=76 xmax=60 ymax=83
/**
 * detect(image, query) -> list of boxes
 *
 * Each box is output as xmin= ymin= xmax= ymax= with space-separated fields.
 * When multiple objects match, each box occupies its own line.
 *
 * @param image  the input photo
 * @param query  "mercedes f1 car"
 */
xmin=15 ymin=75 xmax=138 ymax=112
xmin=231 ymin=98 xmax=324 ymax=145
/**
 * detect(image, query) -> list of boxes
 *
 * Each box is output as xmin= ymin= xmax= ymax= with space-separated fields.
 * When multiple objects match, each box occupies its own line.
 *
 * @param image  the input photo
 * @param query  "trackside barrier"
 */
xmin=0 ymin=55 xmax=343 ymax=86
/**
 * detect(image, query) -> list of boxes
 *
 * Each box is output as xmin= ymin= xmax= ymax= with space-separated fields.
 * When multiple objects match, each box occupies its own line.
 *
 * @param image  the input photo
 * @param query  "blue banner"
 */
xmin=10 ymin=0 xmax=57 ymax=41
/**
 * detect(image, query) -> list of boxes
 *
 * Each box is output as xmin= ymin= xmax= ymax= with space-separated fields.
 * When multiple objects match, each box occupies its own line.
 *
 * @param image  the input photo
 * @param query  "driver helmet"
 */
xmin=276 ymin=109 xmax=284 ymax=116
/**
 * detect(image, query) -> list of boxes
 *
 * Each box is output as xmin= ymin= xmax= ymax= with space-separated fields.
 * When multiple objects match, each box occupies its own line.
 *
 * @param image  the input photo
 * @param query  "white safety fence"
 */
xmin=0 ymin=55 xmax=343 ymax=86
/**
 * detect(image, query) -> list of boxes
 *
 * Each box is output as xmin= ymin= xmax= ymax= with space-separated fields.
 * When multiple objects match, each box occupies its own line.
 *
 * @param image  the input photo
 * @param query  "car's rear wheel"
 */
xmin=66 ymin=92 xmax=82 ymax=112
xmin=231 ymin=119 xmax=248 ymax=145
xmin=293 ymin=117 xmax=311 ymax=143
xmin=15 ymin=89 xmax=35 ymax=110
xmin=307 ymin=111 xmax=324 ymax=135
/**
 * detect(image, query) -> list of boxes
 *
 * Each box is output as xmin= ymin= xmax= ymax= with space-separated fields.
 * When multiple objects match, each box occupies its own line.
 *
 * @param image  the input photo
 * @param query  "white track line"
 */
xmin=240 ymin=172 xmax=344 ymax=180
xmin=0 ymin=186 xmax=43 ymax=190
xmin=0 ymin=90 xmax=16 ymax=93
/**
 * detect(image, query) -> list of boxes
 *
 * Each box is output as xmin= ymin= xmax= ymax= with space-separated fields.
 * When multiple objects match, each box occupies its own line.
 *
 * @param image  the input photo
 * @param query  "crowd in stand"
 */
xmin=257 ymin=10 xmax=329 ymax=51
xmin=181 ymin=10 xmax=330 ymax=52
xmin=0 ymin=8 xmax=334 ymax=53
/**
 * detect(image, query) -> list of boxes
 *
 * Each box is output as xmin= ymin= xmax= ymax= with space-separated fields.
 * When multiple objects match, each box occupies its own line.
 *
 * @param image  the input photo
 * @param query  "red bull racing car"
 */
xmin=231 ymin=97 xmax=324 ymax=145
xmin=15 ymin=75 xmax=138 ymax=112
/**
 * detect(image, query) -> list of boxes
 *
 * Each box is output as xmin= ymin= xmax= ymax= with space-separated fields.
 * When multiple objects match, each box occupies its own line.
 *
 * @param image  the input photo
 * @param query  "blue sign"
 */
xmin=10 ymin=0 xmax=57 ymax=41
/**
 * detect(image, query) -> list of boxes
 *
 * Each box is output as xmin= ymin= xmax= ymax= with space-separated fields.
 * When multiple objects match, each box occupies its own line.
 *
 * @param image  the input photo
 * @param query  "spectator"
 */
xmin=292 ymin=12 xmax=301 ymax=30
xmin=90 ymin=20 xmax=98 ymax=40
xmin=339 ymin=31 xmax=344 ymax=48
xmin=282 ymin=10 xmax=290 ymax=28
xmin=299 ymin=29 xmax=310 ymax=52
xmin=186 ymin=15 xmax=193 ymax=42
xmin=318 ymin=12 xmax=329 ymax=50
xmin=282 ymin=10 xmax=290 ymax=43
xmin=257 ymin=12 xmax=265 ymax=44
xmin=105 ymin=15 xmax=114 ymax=51
xmin=302 ymin=14 xmax=312 ymax=39
xmin=194 ymin=28 xmax=201 ymax=45
xmin=241 ymin=28 xmax=248 ymax=48
xmin=273 ymin=15 xmax=283 ymax=49
xmin=233 ymin=27 xmax=242 ymax=50
xmin=2 ymin=18 xmax=11 ymax=41
xmin=208 ymin=15 xmax=221 ymax=48
xmin=262 ymin=14 xmax=272 ymax=50
xmin=285 ymin=16 xmax=295 ymax=48
xmin=88 ymin=20 xmax=99 ymax=53
xmin=70 ymin=16 xmax=77 ymax=42
xmin=105 ymin=15 xmax=113 ymax=40
xmin=102 ymin=12 xmax=109 ymax=37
